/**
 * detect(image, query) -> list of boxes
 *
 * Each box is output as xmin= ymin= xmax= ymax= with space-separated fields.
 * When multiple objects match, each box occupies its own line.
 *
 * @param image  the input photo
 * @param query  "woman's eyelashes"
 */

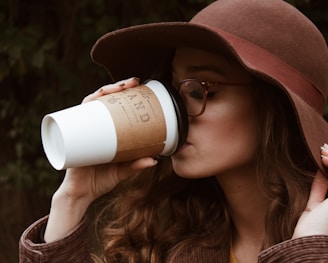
xmin=207 ymin=90 xmax=218 ymax=99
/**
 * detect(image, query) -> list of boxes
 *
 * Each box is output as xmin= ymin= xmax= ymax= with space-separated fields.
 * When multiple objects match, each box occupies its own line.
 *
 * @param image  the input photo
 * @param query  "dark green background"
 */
xmin=0 ymin=1 xmax=327 ymax=262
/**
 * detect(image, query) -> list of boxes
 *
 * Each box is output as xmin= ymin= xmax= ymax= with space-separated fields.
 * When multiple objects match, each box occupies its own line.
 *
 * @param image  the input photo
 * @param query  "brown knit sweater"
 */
xmin=19 ymin=216 xmax=328 ymax=263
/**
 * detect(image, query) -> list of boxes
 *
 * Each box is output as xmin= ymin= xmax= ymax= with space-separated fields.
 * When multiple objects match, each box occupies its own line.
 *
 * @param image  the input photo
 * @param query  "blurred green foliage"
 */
xmin=0 ymin=0 xmax=215 ymax=196
xmin=0 ymin=0 xmax=327 ymax=196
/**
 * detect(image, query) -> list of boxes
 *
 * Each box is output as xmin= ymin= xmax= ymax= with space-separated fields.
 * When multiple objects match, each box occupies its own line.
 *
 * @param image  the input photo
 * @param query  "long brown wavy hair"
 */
xmin=88 ymin=79 xmax=316 ymax=262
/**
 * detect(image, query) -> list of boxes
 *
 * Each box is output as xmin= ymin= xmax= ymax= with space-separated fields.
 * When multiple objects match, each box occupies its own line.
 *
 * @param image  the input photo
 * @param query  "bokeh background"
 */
xmin=1 ymin=0 xmax=327 ymax=262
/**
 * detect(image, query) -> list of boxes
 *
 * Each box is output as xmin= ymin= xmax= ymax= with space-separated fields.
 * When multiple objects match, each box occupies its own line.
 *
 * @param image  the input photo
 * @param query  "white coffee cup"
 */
xmin=41 ymin=80 xmax=188 ymax=170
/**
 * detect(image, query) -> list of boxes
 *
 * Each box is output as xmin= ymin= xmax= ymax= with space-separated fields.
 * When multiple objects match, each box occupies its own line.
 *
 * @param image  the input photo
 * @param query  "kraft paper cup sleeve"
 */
xmin=99 ymin=83 xmax=167 ymax=162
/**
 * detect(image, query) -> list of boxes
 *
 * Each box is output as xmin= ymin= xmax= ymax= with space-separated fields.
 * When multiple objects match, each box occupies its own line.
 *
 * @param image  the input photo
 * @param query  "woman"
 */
xmin=20 ymin=0 xmax=328 ymax=262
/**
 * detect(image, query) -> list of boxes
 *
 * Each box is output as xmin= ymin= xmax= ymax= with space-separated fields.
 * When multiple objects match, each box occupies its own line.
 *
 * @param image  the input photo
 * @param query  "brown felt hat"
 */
xmin=91 ymin=0 xmax=328 ymax=174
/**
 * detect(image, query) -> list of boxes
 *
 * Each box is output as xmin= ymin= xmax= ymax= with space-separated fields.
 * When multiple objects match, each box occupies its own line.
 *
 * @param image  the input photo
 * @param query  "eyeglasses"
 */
xmin=176 ymin=79 xmax=252 ymax=117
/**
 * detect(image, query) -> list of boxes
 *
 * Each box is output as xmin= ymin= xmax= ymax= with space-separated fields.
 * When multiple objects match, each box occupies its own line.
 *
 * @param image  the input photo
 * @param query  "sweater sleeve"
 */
xmin=258 ymin=235 xmax=328 ymax=262
xmin=19 ymin=215 xmax=93 ymax=263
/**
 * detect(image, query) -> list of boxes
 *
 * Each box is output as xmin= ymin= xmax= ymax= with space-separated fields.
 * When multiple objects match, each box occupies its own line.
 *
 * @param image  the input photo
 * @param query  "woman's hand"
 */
xmin=44 ymin=77 xmax=158 ymax=242
xmin=56 ymin=77 xmax=157 ymax=204
xmin=292 ymin=144 xmax=328 ymax=239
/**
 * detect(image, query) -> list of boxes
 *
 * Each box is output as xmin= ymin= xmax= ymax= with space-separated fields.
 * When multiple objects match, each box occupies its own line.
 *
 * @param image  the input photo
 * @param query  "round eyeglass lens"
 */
xmin=178 ymin=80 xmax=206 ymax=117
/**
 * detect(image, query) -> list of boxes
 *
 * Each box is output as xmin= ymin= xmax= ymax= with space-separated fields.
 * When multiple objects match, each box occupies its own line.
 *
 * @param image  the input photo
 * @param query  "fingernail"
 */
xmin=95 ymin=88 xmax=103 ymax=94
xmin=320 ymin=147 xmax=328 ymax=154
xmin=128 ymin=77 xmax=140 ymax=82
xmin=321 ymin=144 xmax=328 ymax=151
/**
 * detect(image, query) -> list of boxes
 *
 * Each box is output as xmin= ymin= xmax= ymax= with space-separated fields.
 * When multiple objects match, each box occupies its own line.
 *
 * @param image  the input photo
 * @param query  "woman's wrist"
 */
xmin=44 ymin=190 xmax=91 ymax=242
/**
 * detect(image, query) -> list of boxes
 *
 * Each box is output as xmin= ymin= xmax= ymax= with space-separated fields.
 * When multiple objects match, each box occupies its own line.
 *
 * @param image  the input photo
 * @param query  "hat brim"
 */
xmin=91 ymin=22 xmax=328 ymax=174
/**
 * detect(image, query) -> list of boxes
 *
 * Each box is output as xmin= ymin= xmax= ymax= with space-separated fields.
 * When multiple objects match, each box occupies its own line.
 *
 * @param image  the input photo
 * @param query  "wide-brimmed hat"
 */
xmin=91 ymin=0 xmax=328 ymax=174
